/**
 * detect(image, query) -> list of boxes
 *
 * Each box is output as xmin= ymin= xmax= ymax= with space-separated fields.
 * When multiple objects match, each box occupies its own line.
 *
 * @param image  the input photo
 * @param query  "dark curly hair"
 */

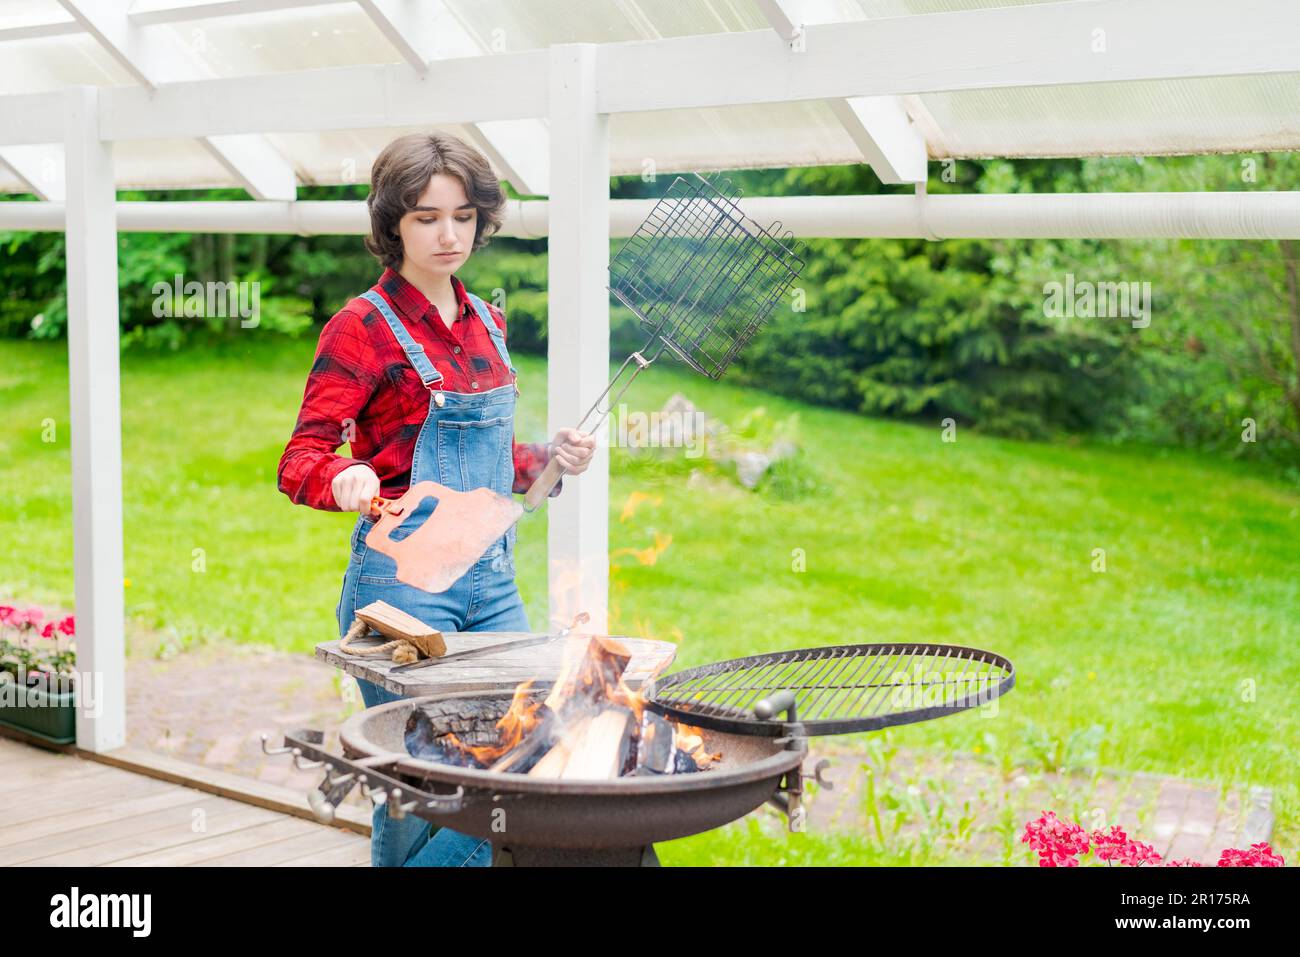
xmin=364 ymin=132 xmax=506 ymax=270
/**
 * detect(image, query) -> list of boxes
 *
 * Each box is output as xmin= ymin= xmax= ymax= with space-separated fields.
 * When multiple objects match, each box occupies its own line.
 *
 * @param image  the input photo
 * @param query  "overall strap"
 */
xmin=359 ymin=289 xmax=444 ymax=388
xmin=466 ymin=292 xmax=518 ymax=382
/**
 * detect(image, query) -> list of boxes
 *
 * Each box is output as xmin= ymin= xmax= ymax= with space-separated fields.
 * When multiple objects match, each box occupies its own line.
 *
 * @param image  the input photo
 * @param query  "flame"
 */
xmin=429 ymin=547 xmax=724 ymax=774
xmin=611 ymin=531 xmax=672 ymax=567
xmin=442 ymin=679 xmax=545 ymax=764
xmin=672 ymin=721 xmax=722 ymax=768
xmin=619 ymin=490 xmax=662 ymax=523
xmin=550 ymin=635 xmax=648 ymax=724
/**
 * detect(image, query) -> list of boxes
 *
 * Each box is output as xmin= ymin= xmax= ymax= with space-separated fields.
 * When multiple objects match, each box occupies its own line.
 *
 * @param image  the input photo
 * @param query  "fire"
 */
xmin=611 ymin=531 xmax=672 ymax=567
xmin=619 ymin=490 xmax=662 ymax=523
xmin=442 ymin=679 xmax=546 ymax=764
xmin=428 ymin=626 xmax=723 ymax=776
xmin=671 ymin=722 xmax=722 ymax=768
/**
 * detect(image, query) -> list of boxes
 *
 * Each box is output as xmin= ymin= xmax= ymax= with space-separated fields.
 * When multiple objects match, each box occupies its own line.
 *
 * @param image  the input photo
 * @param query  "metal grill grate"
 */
xmin=608 ymin=173 xmax=805 ymax=380
xmin=647 ymin=643 xmax=1016 ymax=736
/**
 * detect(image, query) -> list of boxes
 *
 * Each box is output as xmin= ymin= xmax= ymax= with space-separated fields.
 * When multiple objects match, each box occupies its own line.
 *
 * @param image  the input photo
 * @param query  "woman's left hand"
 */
xmin=550 ymin=427 xmax=597 ymax=475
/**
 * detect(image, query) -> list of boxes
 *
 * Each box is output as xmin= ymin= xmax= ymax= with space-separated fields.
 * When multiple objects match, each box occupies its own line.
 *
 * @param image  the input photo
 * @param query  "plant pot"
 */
xmin=0 ymin=676 xmax=77 ymax=744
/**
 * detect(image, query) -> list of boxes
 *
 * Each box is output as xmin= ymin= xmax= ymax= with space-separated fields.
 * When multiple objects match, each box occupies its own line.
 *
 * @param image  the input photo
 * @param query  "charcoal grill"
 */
xmin=267 ymin=642 xmax=1014 ymax=866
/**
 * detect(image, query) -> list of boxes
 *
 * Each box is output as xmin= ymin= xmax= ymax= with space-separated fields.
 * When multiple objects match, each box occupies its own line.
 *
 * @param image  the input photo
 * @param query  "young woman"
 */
xmin=276 ymin=132 xmax=596 ymax=867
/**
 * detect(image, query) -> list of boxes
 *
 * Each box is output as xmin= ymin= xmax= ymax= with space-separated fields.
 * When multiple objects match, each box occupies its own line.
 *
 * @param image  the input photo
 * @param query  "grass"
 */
xmin=2 ymin=334 xmax=1297 ymax=864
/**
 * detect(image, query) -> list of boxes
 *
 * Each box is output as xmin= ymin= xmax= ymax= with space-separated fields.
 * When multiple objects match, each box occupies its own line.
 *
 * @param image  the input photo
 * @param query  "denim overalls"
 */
xmin=335 ymin=287 xmax=531 ymax=868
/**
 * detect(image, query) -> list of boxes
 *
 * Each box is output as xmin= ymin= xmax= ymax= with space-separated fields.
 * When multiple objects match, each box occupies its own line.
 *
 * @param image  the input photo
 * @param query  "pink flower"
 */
xmin=1218 ymin=843 xmax=1284 ymax=867
xmin=1028 ymin=812 xmax=1286 ymax=869
xmin=1040 ymin=847 xmax=1081 ymax=867
xmin=1091 ymin=825 xmax=1130 ymax=862
xmin=1119 ymin=839 xmax=1162 ymax=866
xmin=40 ymin=622 xmax=54 ymax=639
xmin=0 ymin=606 xmax=14 ymax=625
xmin=57 ymin=615 xmax=75 ymax=636
xmin=1021 ymin=811 xmax=1090 ymax=866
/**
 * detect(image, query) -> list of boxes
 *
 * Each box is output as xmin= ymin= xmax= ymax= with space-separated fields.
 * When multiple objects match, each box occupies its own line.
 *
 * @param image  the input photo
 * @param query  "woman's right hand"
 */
xmin=332 ymin=463 xmax=381 ymax=513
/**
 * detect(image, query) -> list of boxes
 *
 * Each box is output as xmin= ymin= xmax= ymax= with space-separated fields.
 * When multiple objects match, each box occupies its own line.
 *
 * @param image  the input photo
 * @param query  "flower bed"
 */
xmin=1021 ymin=810 xmax=1285 ymax=867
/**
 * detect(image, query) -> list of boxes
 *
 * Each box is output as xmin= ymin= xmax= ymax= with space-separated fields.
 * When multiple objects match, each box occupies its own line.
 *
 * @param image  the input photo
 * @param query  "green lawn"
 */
xmin=2 ymin=335 xmax=1297 ymax=863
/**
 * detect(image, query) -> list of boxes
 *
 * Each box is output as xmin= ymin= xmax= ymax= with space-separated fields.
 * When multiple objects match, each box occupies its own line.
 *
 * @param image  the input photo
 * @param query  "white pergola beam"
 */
xmin=0 ymin=20 xmax=80 ymax=42
xmin=545 ymin=44 xmax=609 ymax=633
xmin=348 ymin=0 xmax=551 ymax=196
xmin=97 ymin=56 xmax=549 ymax=141
xmin=756 ymin=1 xmax=927 ymax=185
xmin=356 ymin=0 xmax=436 ymax=72
xmin=7 ymin=193 xmax=1300 ymax=240
xmin=57 ymin=0 xmax=195 ymax=88
xmin=461 ymin=121 xmax=549 ymax=197
xmin=30 ymin=0 xmax=1289 ymax=145
xmin=200 ymin=134 xmax=299 ymax=203
xmin=827 ymin=96 xmax=928 ymax=185
xmin=63 ymin=86 xmax=126 ymax=754
xmin=597 ymin=0 xmax=1300 ymax=113
xmin=58 ymin=0 xmax=297 ymax=200
xmin=0 ymin=92 xmax=66 ymax=146
xmin=753 ymin=0 xmax=802 ymax=43
xmin=1 ymin=1 xmax=1289 ymax=147
xmin=0 ymin=145 xmax=66 ymax=200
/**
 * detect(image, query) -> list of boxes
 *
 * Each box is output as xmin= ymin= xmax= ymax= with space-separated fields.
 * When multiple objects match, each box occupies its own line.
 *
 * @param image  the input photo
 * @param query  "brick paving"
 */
xmin=803 ymin=742 xmax=1275 ymax=866
xmin=119 ymin=631 xmax=1275 ymax=862
xmin=125 ymin=631 xmax=373 ymax=810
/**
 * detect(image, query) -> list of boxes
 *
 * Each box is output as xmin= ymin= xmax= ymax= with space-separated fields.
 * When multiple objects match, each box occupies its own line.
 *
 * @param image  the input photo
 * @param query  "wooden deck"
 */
xmin=0 ymin=738 xmax=370 ymax=866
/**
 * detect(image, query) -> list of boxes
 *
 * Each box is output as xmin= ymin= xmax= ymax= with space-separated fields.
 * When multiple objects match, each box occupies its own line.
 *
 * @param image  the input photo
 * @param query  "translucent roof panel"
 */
xmin=912 ymin=74 xmax=1300 ymax=159
xmin=611 ymin=101 xmax=869 ymax=176
xmin=0 ymin=0 xmax=1295 ymax=195
xmin=0 ymin=0 xmax=74 ymax=32
xmin=145 ymin=6 xmax=402 ymax=79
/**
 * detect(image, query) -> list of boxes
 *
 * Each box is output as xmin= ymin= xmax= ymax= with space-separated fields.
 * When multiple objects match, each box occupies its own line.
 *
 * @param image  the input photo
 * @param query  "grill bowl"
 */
xmin=339 ymin=689 xmax=806 ymax=849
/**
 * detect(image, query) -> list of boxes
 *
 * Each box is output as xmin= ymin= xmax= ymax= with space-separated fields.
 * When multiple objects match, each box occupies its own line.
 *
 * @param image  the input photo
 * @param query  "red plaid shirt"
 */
xmin=277 ymin=267 xmax=558 ymax=512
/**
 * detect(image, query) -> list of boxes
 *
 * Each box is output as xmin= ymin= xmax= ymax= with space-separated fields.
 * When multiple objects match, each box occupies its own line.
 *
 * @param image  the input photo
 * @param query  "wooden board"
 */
xmin=315 ymin=631 xmax=677 ymax=698
xmin=0 ymin=738 xmax=368 ymax=866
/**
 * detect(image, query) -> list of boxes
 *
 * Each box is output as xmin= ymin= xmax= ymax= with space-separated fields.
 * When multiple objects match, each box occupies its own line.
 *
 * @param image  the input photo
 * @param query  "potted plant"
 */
xmin=0 ymin=604 xmax=77 ymax=744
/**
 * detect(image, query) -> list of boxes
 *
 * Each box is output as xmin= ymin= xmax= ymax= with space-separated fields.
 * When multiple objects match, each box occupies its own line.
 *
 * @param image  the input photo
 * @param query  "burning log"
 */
xmin=633 ymin=711 xmax=675 ymax=775
xmin=404 ymin=699 xmax=513 ymax=768
xmin=560 ymin=707 xmax=636 ymax=780
xmin=401 ymin=634 xmax=723 ymax=778
xmin=489 ymin=635 xmax=634 ymax=773
xmin=488 ymin=708 xmax=559 ymax=774
xmin=525 ymin=707 xmax=636 ymax=780
xmin=544 ymin=635 xmax=633 ymax=717
xmin=674 ymin=724 xmax=721 ymax=770
xmin=527 ymin=714 xmax=595 ymax=778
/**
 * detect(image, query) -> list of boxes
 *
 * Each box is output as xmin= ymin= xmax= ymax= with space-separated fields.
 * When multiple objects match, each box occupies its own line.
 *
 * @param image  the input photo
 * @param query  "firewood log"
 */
xmin=489 ymin=636 xmax=634 ymax=774
xmin=527 ymin=714 xmax=595 ymax=778
xmin=544 ymin=635 xmax=633 ymax=716
xmin=487 ymin=709 xmax=559 ymax=774
xmin=560 ymin=707 xmax=635 ymax=780
xmin=354 ymin=600 xmax=446 ymax=658
xmin=633 ymin=711 xmax=676 ymax=775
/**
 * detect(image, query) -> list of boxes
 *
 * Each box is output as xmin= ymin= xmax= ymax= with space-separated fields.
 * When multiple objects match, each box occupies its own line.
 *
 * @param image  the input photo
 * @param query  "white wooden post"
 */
xmin=545 ymin=44 xmax=610 ymax=633
xmin=63 ymin=85 xmax=126 ymax=752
